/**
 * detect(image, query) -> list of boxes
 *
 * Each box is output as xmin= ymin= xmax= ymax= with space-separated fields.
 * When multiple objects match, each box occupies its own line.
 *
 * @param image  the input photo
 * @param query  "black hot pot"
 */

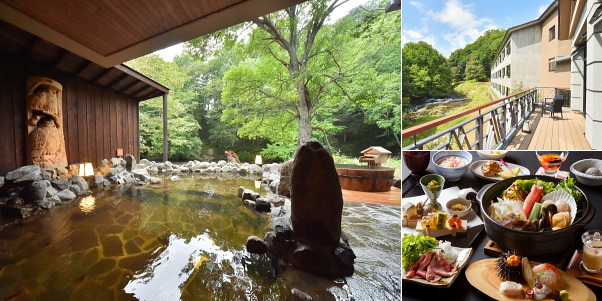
xmin=477 ymin=175 xmax=595 ymax=257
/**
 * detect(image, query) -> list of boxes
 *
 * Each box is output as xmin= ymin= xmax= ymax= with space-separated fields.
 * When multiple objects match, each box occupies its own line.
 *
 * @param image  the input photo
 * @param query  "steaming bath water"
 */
xmin=0 ymin=175 xmax=400 ymax=300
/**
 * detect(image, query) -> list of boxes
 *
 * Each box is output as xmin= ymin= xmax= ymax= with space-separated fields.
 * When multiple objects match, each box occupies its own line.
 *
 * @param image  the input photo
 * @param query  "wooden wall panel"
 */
xmin=0 ymin=61 xmax=16 ymax=172
xmin=11 ymin=61 xmax=25 ymax=171
xmin=95 ymin=89 xmax=103 ymax=165
xmin=102 ymin=90 xmax=111 ymax=161
xmin=66 ymin=77 xmax=79 ymax=163
xmin=0 ymin=55 xmax=142 ymax=175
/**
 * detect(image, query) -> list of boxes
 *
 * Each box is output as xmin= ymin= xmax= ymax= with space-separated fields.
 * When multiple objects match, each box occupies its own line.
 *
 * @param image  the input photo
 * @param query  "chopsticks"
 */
xmin=500 ymin=159 xmax=517 ymax=177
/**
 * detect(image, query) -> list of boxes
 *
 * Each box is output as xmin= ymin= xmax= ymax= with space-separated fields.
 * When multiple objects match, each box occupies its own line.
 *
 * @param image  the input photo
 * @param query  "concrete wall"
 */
xmin=571 ymin=48 xmax=585 ymax=112
xmin=585 ymin=8 xmax=602 ymax=150
xmin=540 ymin=8 xmax=571 ymax=88
xmin=510 ymin=25 xmax=542 ymax=90
xmin=490 ymin=25 xmax=542 ymax=97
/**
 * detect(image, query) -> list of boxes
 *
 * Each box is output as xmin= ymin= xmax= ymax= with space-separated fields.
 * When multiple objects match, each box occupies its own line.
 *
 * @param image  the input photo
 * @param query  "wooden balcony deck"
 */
xmin=506 ymin=106 xmax=591 ymax=150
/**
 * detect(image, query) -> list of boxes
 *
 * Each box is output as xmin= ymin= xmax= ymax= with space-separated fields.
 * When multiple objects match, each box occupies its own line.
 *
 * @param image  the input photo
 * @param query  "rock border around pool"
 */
xmin=0 ymin=154 xmax=287 ymax=220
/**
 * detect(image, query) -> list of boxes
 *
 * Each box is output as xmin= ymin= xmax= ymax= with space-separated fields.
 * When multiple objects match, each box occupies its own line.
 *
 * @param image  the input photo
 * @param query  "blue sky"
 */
xmin=403 ymin=0 xmax=555 ymax=57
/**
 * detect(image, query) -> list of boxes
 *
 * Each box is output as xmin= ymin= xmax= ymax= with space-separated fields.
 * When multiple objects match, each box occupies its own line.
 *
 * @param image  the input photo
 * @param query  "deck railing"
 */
xmin=402 ymin=88 xmax=539 ymax=150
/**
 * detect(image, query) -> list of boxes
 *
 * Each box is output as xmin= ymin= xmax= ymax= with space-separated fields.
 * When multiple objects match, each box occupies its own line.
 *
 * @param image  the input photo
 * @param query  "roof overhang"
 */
xmin=549 ymin=55 xmax=571 ymax=63
xmin=0 ymin=0 xmax=307 ymax=68
xmin=492 ymin=0 xmax=559 ymax=66
xmin=0 ymin=19 xmax=168 ymax=101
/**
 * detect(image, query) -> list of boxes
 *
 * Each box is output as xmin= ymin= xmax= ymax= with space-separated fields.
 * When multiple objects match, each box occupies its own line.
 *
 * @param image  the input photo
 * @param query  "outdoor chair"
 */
xmin=544 ymin=94 xmax=564 ymax=119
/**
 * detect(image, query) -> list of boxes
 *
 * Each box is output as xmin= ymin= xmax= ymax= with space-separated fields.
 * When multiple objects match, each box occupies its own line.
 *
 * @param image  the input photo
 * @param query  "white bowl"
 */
xmin=477 ymin=150 xmax=508 ymax=160
xmin=446 ymin=198 xmax=472 ymax=218
xmin=570 ymin=159 xmax=602 ymax=187
xmin=432 ymin=151 xmax=472 ymax=182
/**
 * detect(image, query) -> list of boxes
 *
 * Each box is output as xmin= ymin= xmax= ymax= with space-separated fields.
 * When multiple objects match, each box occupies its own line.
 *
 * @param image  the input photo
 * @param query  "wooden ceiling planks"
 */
xmin=0 ymin=20 xmax=168 ymax=101
xmin=2 ymin=0 xmax=245 ymax=56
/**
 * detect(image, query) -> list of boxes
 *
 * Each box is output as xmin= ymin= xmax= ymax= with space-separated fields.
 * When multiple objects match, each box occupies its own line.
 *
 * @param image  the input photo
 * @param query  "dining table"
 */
xmin=402 ymin=151 xmax=602 ymax=300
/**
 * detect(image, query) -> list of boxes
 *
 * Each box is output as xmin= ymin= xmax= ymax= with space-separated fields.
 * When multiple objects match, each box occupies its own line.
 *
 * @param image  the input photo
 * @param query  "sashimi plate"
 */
xmin=465 ymin=259 xmax=596 ymax=300
xmin=470 ymin=160 xmax=530 ymax=182
xmin=402 ymin=247 xmax=473 ymax=288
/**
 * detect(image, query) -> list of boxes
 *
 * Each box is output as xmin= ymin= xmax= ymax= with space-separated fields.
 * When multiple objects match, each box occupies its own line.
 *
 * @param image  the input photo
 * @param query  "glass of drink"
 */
xmin=581 ymin=230 xmax=602 ymax=274
xmin=536 ymin=151 xmax=568 ymax=176
xmin=403 ymin=151 xmax=430 ymax=175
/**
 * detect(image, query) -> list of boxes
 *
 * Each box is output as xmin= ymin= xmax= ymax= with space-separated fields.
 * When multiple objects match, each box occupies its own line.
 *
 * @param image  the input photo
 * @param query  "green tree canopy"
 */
xmin=448 ymin=29 xmax=505 ymax=81
xmin=402 ymin=41 xmax=452 ymax=100
xmin=186 ymin=0 xmax=400 ymax=157
xmin=464 ymin=56 xmax=485 ymax=81
xmin=126 ymin=54 xmax=203 ymax=161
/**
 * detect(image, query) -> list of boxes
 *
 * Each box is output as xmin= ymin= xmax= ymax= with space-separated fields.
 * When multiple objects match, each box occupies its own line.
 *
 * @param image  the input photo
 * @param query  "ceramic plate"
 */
xmin=465 ymin=259 xmax=596 ymax=301
xmin=470 ymin=160 xmax=530 ymax=182
xmin=402 ymin=247 xmax=473 ymax=288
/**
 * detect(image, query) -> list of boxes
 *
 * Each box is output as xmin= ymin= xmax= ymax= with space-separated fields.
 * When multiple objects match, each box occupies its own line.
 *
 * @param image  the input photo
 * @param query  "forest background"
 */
xmin=126 ymin=0 xmax=400 ymax=163
xmin=401 ymin=29 xmax=507 ymax=147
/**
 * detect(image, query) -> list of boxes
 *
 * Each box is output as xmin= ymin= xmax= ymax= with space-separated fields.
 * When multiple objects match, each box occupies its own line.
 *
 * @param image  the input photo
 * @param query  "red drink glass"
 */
xmin=536 ymin=151 xmax=568 ymax=176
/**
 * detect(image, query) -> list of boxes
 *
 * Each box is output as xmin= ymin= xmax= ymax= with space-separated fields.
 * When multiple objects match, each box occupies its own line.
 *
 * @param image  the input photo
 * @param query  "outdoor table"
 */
xmin=402 ymin=151 xmax=602 ymax=300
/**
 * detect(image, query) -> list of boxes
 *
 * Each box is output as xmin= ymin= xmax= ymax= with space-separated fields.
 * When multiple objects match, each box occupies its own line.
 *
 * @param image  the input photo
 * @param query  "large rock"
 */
xmin=51 ymin=179 xmax=69 ymax=190
xmin=22 ymin=180 xmax=47 ymax=202
xmin=5 ymin=165 xmax=41 ymax=182
xmin=125 ymin=154 xmax=136 ymax=172
xmin=110 ymin=157 xmax=124 ymax=167
xmin=1 ymin=202 xmax=36 ymax=219
xmin=290 ymin=140 xmax=343 ymax=248
xmin=277 ymin=160 xmax=293 ymax=197
xmin=241 ymin=189 xmax=260 ymax=202
xmin=57 ymin=189 xmax=76 ymax=201
xmin=132 ymin=169 xmax=151 ymax=181
xmin=69 ymin=175 xmax=89 ymax=192
xmin=254 ymin=198 xmax=271 ymax=212
xmin=246 ymin=140 xmax=355 ymax=277
xmin=246 ymin=236 xmax=269 ymax=254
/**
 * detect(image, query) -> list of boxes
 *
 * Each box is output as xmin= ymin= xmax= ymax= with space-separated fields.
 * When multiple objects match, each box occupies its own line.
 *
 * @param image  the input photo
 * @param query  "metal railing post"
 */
xmin=476 ymin=111 xmax=483 ymax=149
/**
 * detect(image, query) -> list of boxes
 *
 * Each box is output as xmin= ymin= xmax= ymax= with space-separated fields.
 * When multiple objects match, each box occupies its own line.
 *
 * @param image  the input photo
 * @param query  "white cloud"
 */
xmin=537 ymin=4 xmax=548 ymax=16
xmin=402 ymin=25 xmax=436 ymax=47
xmin=404 ymin=29 xmax=425 ymax=40
xmin=410 ymin=1 xmax=424 ymax=10
xmin=428 ymin=0 xmax=497 ymax=54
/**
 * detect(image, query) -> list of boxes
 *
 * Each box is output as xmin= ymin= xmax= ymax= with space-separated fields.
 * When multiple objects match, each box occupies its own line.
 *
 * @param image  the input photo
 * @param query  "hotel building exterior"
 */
xmin=491 ymin=0 xmax=602 ymax=149
xmin=490 ymin=1 xmax=571 ymax=98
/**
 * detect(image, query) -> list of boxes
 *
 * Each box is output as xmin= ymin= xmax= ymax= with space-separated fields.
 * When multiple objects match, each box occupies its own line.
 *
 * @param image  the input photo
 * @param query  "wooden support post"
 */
xmin=162 ymin=93 xmax=168 ymax=162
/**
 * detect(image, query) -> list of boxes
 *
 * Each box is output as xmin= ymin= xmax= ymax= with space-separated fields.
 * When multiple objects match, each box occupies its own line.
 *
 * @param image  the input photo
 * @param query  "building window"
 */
xmin=506 ymin=43 xmax=511 ymax=55
xmin=549 ymin=58 xmax=556 ymax=71
xmin=506 ymin=65 xmax=511 ymax=77
xmin=549 ymin=25 xmax=556 ymax=41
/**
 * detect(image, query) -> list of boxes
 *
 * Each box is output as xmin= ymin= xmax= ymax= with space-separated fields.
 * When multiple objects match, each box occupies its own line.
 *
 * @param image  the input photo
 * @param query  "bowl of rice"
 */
xmin=432 ymin=151 xmax=472 ymax=182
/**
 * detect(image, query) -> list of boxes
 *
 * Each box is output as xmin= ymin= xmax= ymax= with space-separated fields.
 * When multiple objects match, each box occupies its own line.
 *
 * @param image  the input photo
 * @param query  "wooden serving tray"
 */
xmin=465 ymin=258 xmax=596 ymax=301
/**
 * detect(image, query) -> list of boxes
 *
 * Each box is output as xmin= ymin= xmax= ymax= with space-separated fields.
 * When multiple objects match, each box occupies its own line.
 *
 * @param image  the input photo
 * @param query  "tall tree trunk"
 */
xmin=297 ymin=85 xmax=312 ymax=144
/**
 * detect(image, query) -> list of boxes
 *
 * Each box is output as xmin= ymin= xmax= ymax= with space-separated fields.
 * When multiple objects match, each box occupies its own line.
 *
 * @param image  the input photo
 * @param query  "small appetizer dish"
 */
xmin=470 ymin=160 xmax=529 ymax=181
xmin=477 ymin=150 xmax=508 ymax=160
xmin=446 ymin=198 xmax=472 ymax=218
xmin=432 ymin=151 xmax=472 ymax=181
xmin=570 ymin=159 xmax=602 ymax=187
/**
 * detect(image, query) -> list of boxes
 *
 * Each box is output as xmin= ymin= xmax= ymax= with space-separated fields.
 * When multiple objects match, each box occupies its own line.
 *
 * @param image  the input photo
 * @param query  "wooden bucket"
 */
xmin=335 ymin=164 xmax=394 ymax=192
